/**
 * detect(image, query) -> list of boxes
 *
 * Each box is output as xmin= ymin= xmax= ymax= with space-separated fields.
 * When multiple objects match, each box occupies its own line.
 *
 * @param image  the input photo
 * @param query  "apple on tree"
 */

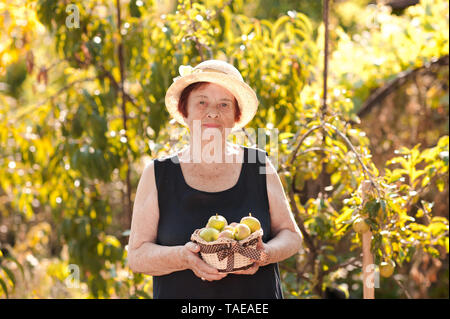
xmin=352 ymin=217 xmax=370 ymax=234
xmin=379 ymin=259 xmax=395 ymax=278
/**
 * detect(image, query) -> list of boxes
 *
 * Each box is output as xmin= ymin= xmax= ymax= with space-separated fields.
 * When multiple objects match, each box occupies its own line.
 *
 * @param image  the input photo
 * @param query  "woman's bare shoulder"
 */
xmin=136 ymin=161 xmax=157 ymax=197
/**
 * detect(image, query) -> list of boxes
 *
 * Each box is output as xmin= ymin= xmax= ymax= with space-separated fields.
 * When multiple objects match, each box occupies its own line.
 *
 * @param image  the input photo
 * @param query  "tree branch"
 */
xmin=13 ymin=77 xmax=97 ymax=121
xmin=280 ymin=125 xmax=322 ymax=173
xmin=321 ymin=0 xmax=329 ymax=120
xmin=97 ymin=63 xmax=139 ymax=108
xmin=116 ymin=0 xmax=133 ymax=228
xmin=386 ymin=0 xmax=419 ymax=10
xmin=323 ymin=123 xmax=382 ymax=196
xmin=356 ymin=55 xmax=449 ymax=120
xmin=394 ymin=276 xmax=412 ymax=299
xmin=285 ymin=183 xmax=317 ymax=257
xmin=241 ymin=127 xmax=256 ymax=146
xmin=323 ymin=256 xmax=360 ymax=276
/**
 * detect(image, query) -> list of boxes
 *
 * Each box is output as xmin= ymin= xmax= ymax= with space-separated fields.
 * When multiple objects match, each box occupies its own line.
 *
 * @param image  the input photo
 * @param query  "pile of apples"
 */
xmin=198 ymin=213 xmax=261 ymax=242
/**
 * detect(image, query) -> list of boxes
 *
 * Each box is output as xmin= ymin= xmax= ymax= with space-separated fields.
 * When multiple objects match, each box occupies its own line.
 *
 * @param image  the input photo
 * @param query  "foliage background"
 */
xmin=0 ymin=0 xmax=448 ymax=298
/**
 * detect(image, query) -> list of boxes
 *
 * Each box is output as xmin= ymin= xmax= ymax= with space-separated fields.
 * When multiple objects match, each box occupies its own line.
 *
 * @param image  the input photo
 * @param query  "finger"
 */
xmin=188 ymin=255 xmax=222 ymax=277
xmin=259 ymin=250 xmax=269 ymax=263
xmin=185 ymin=241 xmax=200 ymax=253
xmin=253 ymin=242 xmax=269 ymax=263
xmin=196 ymin=270 xmax=228 ymax=281
xmin=232 ymin=265 xmax=259 ymax=275
xmin=194 ymin=261 xmax=228 ymax=280
xmin=185 ymin=250 xmax=220 ymax=277
xmin=208 ymin=273 xmax=228 ymax=281
xmin=232 ymin=269 xmax=252 ymax=275
xmin=196 ymin=259 xmax=222 ymax=275
xmin=249 ymin=250 xmax=267 ymax=263
xmin=256 ymin=237 xmax=264 ymax=249
xmin=242 ymin=268 xmax=258 ymax=275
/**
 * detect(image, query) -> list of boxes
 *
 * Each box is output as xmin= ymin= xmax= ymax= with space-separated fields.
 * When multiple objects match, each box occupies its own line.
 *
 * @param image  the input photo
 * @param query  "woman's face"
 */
xmin=183 ymin=82 xmax=237 ymax=137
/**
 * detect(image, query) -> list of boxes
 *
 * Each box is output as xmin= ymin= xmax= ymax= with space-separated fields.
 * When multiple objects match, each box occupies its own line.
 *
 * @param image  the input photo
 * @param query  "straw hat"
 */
xmin=165 ymin=59 xmax=259 ymax=131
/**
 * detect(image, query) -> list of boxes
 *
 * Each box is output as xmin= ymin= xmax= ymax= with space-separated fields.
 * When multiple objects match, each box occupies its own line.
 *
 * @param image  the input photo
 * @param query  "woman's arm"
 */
xmin=127 ymin=161 xmax=182 ymax=275
xmin=263 ymin=154 xmax=303 ymax=263
xmin=127 ymin=161 xmax=226 ymax=281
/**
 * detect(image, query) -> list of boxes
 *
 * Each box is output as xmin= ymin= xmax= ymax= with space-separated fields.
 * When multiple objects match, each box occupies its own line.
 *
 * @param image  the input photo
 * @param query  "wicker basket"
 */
xmin=190 ymin=228 xmax=266 ymax=273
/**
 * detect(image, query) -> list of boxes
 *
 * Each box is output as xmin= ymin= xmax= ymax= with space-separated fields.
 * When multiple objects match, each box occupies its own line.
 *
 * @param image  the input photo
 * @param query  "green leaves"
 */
xmin=385 ymin=136 xmax=449 ymax=191
xmin=0 ymin=249 xmax=24 ymax=299
xmin=70 ymin=146 xmax=113 ymax=182
xmin=3 ymin=60 xmax=28 ymax=98
xmin=363 ymin=199 xmax=380 ymax=219
xmin=71 ymin=105 xmax=87 ymax=138
xmin=0 ymin=0 xmax=448 ymax=299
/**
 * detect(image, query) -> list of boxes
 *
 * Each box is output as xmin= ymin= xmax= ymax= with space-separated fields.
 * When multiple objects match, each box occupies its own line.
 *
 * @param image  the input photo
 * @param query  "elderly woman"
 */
xmin=127 ymin=60 xmax=303 ymax=299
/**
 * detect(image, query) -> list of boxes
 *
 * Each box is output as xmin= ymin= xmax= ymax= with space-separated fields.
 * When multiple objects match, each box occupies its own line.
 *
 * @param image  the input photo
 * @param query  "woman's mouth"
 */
xmin=202 ymin=123 xmax=221 ymax=128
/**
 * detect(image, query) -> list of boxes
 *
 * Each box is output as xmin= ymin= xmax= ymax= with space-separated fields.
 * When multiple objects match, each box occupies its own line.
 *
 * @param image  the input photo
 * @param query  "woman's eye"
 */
xmin=221 ymin=103 xmax=229 ymax=107
xmin=199 ymin=101 xmax=206 ymax=105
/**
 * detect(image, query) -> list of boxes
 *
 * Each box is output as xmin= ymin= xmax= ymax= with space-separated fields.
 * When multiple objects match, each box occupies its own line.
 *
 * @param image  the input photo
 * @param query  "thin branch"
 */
xmin=323 ymin=123 xmax=382 ymax=196
xmin=116 ymin=0 xmax=133 ymax=227
xmin=69 ymin=53 xmax=140 ymax=109
xmin=279 ymin=263 xmax=311 ymax=282
xmin=386 ymin=0 xmax=419 ymax=10
xmin=97 ymin=63 xmax=139 ymax=108
xmin=321 ymin=0 xmax=329 ymax=120
xmin=276 ymin=129 xmax=309 ymax=174
xmin=13 ymin=77 xmax=97 ymax=120
xmin=323 ymin=256 xmax=360 ymax=276
xmin=241 ymin=127 xmax=256 ymax=146
xmin=283 ymin=125 xmax=322 ymax=171
xmin=298 ymin=147 xmax=331 ymax=156
xmin=210 ymin=0 xmax=233 ymax=20
xmin=285 ymin=183 xmax=317 ymax=256
xmin=41 ymin=59 xmax=65 ymax=74
xmin=356 ymin=55 xmax=449 ymax=120
xmin=289 ymin=147 xmax=332 ymax=193
xmin=188 ymin=0 xmax=207 ymax=60
xmin=279 ymin=263 xmax=297 ymax=273
xmin=393 ymin=276 xmax=412 ymax=299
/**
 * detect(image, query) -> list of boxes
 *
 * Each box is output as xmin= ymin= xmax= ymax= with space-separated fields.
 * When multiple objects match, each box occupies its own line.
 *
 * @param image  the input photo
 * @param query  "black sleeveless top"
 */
xmin=152 ymin=145 xmax=283 ymax=299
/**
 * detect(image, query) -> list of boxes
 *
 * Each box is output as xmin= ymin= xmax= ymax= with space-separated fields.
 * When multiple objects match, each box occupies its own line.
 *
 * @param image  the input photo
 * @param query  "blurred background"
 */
xmin=0 ymin=0 xmax=448 ymax=298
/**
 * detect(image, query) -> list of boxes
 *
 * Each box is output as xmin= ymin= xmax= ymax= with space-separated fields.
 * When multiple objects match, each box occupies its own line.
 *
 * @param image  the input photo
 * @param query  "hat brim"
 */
xmin=165 ymin=72 xmax=259 ymax=132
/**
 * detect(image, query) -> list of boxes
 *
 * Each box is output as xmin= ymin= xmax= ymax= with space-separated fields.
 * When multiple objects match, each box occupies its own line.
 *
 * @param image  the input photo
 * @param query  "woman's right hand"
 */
xmin=181 ymin=242 xmax=228 ymax=282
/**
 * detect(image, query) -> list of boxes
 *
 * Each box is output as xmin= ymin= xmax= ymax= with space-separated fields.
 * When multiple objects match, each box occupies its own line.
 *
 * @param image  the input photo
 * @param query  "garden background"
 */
xmin=0 ymin=0 xmax=448 ymax=298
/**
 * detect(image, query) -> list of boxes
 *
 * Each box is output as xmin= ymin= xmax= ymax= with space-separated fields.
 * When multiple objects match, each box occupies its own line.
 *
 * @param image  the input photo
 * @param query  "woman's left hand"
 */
xmin=231 ymin=237 xmax=270 ymax=275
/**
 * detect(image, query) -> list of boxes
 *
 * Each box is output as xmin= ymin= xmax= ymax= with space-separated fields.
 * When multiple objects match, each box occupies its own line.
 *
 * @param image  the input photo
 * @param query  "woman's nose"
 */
xmin=206 ymin=103 xmax=220 ymax=118
xmin=207 ymin=111 xmax=219 ymax=118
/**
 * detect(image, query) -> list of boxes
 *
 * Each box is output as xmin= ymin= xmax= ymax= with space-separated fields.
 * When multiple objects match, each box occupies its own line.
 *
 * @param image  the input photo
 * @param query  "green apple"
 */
xmin=352 ymin=217 xmax=370 ymax=234
xmin=234 ymin=223 xmax=251 ymax=241
xmin=379 ymin=259 xmax=395 ymax=278
xmin=206 ymin=214 xmax=228 ymax=231
xmin=218 ymin=229 xmax=234 ymax=239
xmin=223 ymin=225 xmax=236 ymax=234
xmin=240 ymin=213 xmax=261 ymax=233
xmin=199 ymin=227 xmax=220 ymax=242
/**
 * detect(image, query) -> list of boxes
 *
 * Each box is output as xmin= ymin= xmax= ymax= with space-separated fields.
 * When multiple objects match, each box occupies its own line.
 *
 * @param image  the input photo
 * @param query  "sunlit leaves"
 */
xmin=385 ymin=136 xmax=449 ymax=192
xmin=0 ymin=0 xmax=448 ymax=299
xmin=331 ymin=0 xmax=449 ymax=112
